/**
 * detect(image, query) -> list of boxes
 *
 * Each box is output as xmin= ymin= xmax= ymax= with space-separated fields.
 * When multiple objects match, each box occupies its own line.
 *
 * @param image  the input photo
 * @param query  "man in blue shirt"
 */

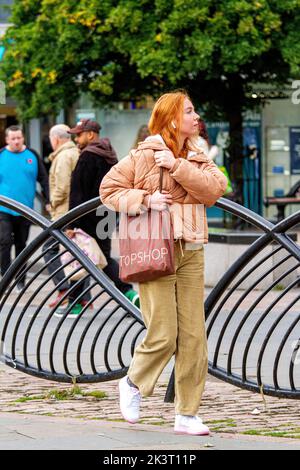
xmin=0 ymin=125 xmax=49 ymax=291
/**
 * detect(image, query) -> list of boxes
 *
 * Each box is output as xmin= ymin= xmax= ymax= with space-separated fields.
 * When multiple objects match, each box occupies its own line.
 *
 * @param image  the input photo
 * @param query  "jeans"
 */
xmin=0 ymin=212 xmax=31 ymax=282
xmin=42 ymin=237 xmax=69 ymax=292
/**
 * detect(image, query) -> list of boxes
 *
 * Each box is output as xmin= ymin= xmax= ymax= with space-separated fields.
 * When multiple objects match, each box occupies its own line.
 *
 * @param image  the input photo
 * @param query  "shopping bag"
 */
xmin=61 ymin=228 xmax=107 ymax=281
xmin=119 ymin=168 xmax=175 ymax=283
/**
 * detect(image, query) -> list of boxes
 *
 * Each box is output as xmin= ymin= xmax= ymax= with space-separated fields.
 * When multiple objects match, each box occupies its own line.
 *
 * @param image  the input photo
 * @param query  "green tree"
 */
xmin=2 ymin=0 xmax=300 ymax=202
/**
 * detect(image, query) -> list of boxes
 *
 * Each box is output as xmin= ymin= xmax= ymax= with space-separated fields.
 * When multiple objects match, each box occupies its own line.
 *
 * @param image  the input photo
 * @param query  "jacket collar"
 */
xmin=48 ymin=141 xmax=77 ymax=162
xmin=138 ymin=134 xmax=209 ymax=163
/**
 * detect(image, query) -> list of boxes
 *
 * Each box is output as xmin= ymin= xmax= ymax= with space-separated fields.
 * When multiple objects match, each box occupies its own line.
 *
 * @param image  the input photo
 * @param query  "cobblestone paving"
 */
xmin=1 ymin=365 xmax=299 ymax=439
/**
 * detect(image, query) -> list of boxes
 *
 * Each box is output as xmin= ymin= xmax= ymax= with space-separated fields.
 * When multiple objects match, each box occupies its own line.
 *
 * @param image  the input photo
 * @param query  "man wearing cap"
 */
xmin=42 ymin=124 xmax=91 ymax=309
xmin=56 ymin=119 xmax=139 ymax=317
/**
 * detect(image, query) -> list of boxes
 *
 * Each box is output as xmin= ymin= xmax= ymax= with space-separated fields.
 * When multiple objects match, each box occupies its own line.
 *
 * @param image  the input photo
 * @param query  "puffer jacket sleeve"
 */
xmin=100 ymin=154 xmax=149 ymax=215
xmin=169 ymin=158 xmax=228 ymax=207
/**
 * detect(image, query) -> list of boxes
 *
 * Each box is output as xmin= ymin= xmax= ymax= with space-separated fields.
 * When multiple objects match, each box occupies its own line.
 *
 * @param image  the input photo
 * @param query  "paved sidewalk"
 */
xmin=1 ymin=412 xmax=300 ymax=450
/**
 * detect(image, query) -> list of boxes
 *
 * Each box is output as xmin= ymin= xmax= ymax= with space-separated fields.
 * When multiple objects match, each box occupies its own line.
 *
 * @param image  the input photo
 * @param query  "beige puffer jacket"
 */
xmin=49 ymin=141 xmax=79 ymax=221
xmin=100 ymin=136 xmax=228 ymax=244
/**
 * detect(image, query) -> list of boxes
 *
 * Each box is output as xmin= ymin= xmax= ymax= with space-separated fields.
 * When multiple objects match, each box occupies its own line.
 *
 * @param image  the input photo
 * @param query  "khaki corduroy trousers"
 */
xmin=128 ymin=242 xmax=208 ymax=415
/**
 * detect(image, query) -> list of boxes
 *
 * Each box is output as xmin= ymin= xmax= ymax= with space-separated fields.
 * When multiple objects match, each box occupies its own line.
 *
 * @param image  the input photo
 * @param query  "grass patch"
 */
xmin=47 ymin=386 xmax=108 ymax=401
xmin=207 ymin=419 xmax=237 ymax=431
xmin=140 ymin=419 xmax=167 ymax=426
xmin=84 ymin=390 xmax=107 ymax=399
xmin=47 ymin=389 xmax=74 ymax=400
xmin=207 ymin=419 xmax=236 ymax=425
xmin=243 ymin=429 xmax=300 ymax=439
xmin=12 ymin=386 xmax=108 ymax=404
xmin=273 ymin=284 xmax=285 ymax=291
xmin=13 ymin=395 xmax=44 ymax=403
xmin=105 ymin=418 xmax=125 ymax=423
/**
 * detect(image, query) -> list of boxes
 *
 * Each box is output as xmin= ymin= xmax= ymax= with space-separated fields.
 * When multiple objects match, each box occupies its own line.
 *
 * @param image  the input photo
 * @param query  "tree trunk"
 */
xmin=224 ymin=76 xmax=244 ymax=208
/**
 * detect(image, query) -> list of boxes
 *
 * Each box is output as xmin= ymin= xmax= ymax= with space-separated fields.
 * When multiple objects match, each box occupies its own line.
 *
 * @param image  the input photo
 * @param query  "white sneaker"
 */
xmin=119 ymin=376 xmax=141 ymax=424
xmin=174 ymin=415 xmax=210 ymax=436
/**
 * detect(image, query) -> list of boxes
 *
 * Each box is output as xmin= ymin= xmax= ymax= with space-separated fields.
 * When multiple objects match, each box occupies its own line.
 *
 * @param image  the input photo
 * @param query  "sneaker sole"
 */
xmin=174 ymin=428 xmax=210 ymax=436
xmin=54 ymin=312 xmax=82 ymax=319
xmin=49 ymin=300 xmax=68 ymax=309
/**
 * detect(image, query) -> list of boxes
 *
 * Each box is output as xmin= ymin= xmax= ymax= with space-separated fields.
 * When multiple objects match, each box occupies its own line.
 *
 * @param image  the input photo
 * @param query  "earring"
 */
xmin=171 ymin=121 xmax=176 ymax=129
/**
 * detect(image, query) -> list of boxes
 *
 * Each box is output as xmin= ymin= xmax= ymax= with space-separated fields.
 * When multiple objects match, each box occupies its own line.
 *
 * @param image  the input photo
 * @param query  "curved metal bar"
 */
xmin=75 ymin=290 xmax=110 ymax=375
xmin=36 ymin=266 xmax=85 ymax=371
xmin=205 ymin=233 xmax=273 ymax=316
xmin=60 ymin=280 xmax=98 ymax=377
xmin=103 ymin=312 xmax=131 ymax=373
xmin=206 ymin=245 xmax=283 ymax=337
xmin=0 ymin=196 xmax=50 ymax=228
xmin=23 ymin=255 xmax=76 ymax=368
xmin=62 ymin=287 xmax=101 ymax=377
xmin=48 ymin=274 xmax=92 ymax=374
xmin=227 ymin=261 xmax=300 ymax=374
xmin=10 ymin=249 xmax=72 ymax=361
xmin=213 ymin=254 xmax=294 ymax=368
xmin=215 ymin=198 xmax=274 ymax=231
xmin=273 ymin=309 xmax=300 ymax=390
xmin=89 ymin=303 xmax=124 ymax=374
xmin=131 ymin=326 xmax=146 ymax=356
xmin=118 ymin=320 xmax=139 ymax=368
xmin=243 ymin=278 xmax=300 ymax=383
xmin=290 ymin=339 xmax=300 ymax=391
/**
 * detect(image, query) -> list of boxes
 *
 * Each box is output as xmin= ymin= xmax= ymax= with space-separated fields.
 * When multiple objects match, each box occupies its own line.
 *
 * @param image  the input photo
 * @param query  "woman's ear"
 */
xmin=171 ymin=121 xmax=176 ymax=129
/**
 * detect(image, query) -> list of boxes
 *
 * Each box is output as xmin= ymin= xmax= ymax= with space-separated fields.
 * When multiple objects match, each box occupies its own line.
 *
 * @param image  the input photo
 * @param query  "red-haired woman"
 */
xmin=100 ymin=91 xmax=227 ymax=435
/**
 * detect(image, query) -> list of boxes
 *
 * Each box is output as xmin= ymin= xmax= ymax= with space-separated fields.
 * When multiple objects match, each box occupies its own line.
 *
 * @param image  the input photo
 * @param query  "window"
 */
xmin=0 ymin=0 xmax=13 ymax=23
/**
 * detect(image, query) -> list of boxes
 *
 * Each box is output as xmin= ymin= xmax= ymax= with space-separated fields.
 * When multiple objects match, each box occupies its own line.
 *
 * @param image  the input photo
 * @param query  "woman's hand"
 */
xmin=144 ymin=190 xmax=173 ymax=211
xmin=154 ymin=150 xmax=176 ymax=170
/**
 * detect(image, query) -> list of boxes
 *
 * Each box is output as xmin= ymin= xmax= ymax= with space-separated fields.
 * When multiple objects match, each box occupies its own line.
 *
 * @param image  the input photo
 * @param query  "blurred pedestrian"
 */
xmin=197 ymin=119 xmax=218 ymax=160
xmin=133 ymin=124 xmax=150 ymax=148
xmin=56 ymin=119 xmax=139 ymax=318
xmin=42 ymin=124 xmax=83 ymax=308
xmin=197 ymin=120 xmax=233 ymax=196
xmin=0 ymin=125 xmax=49 ymax=291
xmin=100 ymin=91 xmax=228 ymax=435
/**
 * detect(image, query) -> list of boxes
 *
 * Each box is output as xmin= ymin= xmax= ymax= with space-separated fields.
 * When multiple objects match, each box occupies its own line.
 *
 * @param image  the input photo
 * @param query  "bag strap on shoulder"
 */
xmin=159 ymin=167 xmax=164 ymax=193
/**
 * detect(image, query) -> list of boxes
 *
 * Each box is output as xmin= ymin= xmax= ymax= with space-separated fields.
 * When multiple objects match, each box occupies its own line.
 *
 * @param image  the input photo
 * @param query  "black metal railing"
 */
xmin=0 ymin=196 xmax=144 ymax=383
xmin=204 ymin=199 xmax=300 ymax=399
xmin=0 ymin=196 xmax=299 ymax=399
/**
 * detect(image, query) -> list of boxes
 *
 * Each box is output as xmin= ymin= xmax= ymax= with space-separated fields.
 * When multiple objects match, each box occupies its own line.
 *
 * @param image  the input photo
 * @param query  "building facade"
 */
xmin=73 ymin=90 xmax=300 ymax=221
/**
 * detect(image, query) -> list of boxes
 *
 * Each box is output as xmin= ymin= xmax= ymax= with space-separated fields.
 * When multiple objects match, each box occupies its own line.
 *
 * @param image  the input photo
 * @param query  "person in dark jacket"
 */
xmin=0 ymin=125 xmax=50 ymax=291
xmin=56 ymin=119 xmax=139 ymax=317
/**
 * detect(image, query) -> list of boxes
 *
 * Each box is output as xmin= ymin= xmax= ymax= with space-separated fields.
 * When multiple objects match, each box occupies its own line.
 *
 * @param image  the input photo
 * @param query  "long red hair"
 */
xmin=148 ymin=91 xmax=190 ymax=158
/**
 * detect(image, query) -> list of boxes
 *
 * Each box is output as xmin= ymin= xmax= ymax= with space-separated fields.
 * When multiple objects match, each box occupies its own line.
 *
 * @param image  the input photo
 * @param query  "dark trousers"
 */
xmin=42 ymin=237 xmax=91 ymax=301
xmin=42 ymin=238 xmax=70 ymax=292
xmin=69 ymin=237 xmax=132 ymax=303
xmin=0 ymin=212 xmax=31 ymax=281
